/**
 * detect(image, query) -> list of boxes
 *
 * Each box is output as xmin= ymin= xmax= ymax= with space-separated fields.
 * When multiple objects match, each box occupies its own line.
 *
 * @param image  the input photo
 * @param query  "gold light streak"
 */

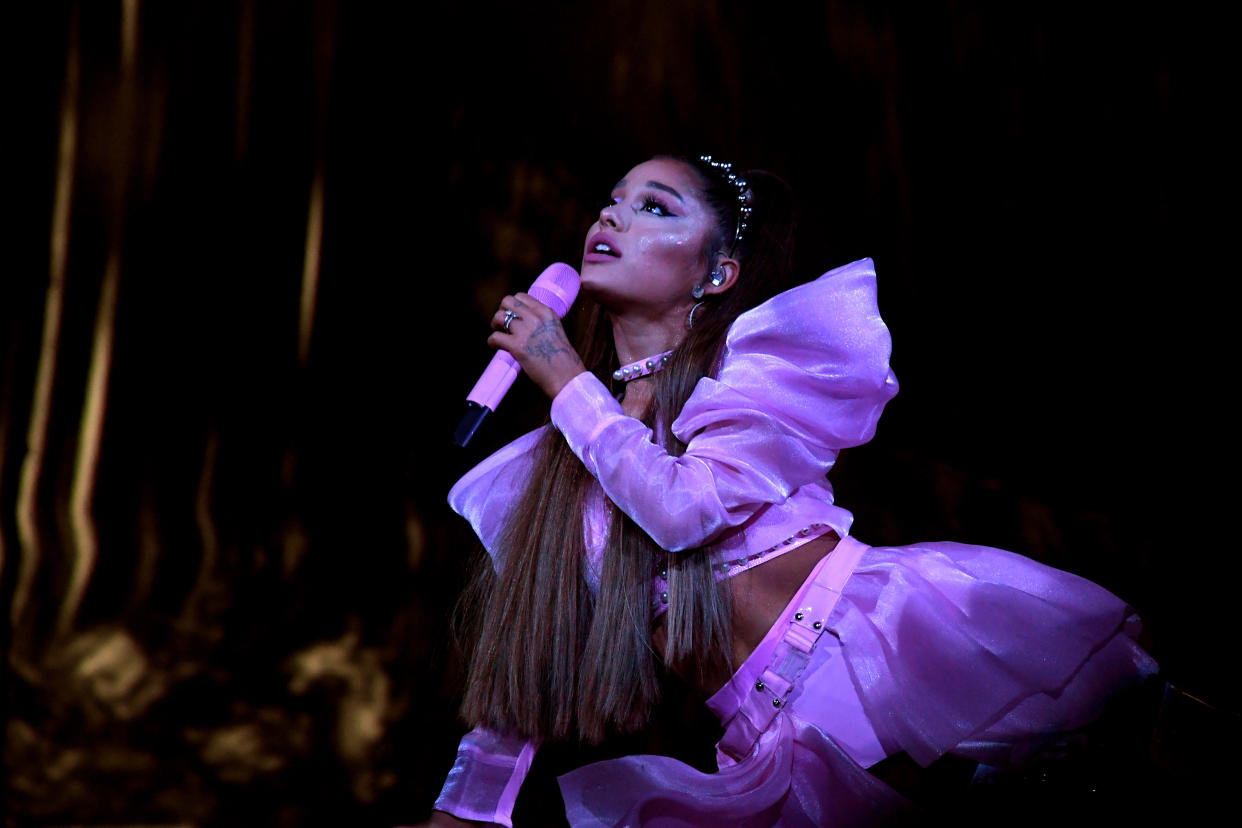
xmin=62 ymin=252 xmax=121 ymax=635
xmin=61 ymin=0 xmax=139 ymax=635
xmin=299 ymin=1 xmax=335 ymax=367
xmin=12 ymin=5 xmax=80 ymax=632
xmin=298 ymin=169 xmax=325 ymax=366
xmin=183 ymin=429 xmax=220 ymax=621
xmin=131 ymin=480 xmax=162 ymax=612
xmin=0 ymin=349 xmax=14 ymax=593
xmin=121 ymin=0 xmax=138 ymax=68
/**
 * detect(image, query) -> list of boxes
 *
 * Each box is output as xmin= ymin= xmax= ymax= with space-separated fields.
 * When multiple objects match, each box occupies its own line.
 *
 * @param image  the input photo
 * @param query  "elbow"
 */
xmin=638 ymin=500 xmax=737 ymax=552
xmin=638 ymin=460 xmax=736 ymax=551
xmin=642 ymin=516 xmax=712 ymax=553
xmin=602 ymin=448 xmax=755 ymax=551
xmin=621 ymin=484 xmax=728 ymax=551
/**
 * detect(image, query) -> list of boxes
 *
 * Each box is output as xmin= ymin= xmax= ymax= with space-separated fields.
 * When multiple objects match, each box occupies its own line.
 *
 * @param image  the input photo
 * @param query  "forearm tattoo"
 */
xmin=527 ymin=319 xmax=572 ymax=363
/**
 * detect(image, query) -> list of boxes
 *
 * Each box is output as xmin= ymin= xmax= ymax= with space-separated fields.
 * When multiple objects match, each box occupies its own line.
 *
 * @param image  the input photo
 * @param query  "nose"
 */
xmin=598 ymin=202 xmax=624 ymax=230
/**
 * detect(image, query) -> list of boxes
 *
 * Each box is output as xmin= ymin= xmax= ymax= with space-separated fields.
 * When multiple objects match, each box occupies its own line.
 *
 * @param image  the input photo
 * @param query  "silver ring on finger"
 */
xmin=503 ymin=309 xmax=518 ymax=332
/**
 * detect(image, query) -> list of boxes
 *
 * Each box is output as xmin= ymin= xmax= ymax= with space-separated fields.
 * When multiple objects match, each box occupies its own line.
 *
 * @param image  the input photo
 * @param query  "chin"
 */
xmin=577 ymin=270 xmax=609 ymax=298
xmin=577 ymin=279 xmax=628 ymax=313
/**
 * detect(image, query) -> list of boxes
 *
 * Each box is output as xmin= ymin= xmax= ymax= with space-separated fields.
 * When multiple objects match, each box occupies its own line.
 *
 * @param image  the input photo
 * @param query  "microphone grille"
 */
xmin=528 ymin=262 xmax=581 ymax=318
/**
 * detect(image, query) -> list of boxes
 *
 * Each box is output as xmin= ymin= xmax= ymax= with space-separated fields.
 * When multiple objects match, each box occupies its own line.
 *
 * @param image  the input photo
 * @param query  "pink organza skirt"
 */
xmin=558 ymin=537 xmax=1157 ymax=826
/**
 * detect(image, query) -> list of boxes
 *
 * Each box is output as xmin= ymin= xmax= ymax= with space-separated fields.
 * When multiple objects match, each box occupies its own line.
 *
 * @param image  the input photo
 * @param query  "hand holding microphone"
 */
xmin=454 ymin=263 xmax=581 ymax=447
xmin=488 ymin=291 xmax=587 ymax=399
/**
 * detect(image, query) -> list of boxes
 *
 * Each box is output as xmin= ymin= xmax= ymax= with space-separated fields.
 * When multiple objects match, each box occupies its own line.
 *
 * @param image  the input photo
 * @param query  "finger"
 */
xmin=493 ymin=304 xmax=522 ymax=332
xmin=512 ymin=292 xmax=550 ymax=316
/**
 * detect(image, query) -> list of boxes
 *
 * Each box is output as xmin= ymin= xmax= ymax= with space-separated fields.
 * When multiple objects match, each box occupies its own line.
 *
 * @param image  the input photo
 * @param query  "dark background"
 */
xmin=3 ymin=1 xmax=1231 ymax=826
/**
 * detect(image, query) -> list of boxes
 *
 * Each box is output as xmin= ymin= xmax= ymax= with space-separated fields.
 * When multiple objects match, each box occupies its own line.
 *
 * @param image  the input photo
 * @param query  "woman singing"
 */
xmin=424 ymin=155 xmax=1156 ymax=826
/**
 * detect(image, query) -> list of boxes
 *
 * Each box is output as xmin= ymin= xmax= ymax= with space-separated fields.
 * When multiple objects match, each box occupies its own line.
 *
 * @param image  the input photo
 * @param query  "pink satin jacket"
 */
xmin=448 ymin=257 xmax=899 ymax=608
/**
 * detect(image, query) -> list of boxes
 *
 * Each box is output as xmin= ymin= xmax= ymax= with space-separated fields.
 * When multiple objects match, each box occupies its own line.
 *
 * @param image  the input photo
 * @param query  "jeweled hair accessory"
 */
xmin=699 ymin=154 xmax=753 ymax=251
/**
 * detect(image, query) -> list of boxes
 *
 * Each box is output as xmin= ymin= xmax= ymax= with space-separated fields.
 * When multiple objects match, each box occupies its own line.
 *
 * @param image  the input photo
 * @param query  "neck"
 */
xmin=608 ymin=308 xmax=688 ymax=366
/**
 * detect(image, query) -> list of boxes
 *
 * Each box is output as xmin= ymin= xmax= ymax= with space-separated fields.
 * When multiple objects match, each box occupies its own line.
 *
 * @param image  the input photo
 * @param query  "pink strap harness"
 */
xmin=715 ymin=536 xmax=867 ymax=761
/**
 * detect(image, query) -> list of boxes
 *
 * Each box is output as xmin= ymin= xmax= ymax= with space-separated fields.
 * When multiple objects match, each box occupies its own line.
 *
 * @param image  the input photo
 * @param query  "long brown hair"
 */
xmin=459 ymin=158 xmax=798 ymax=743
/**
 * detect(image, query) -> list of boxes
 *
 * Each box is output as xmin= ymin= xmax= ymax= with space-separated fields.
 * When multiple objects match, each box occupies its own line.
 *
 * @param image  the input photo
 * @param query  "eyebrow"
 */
xmin=614 ymin=178 xmax=685 ymax=202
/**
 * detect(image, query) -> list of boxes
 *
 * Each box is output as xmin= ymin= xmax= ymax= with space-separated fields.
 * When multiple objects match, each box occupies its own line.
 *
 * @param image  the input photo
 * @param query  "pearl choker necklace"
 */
xmin=613 ymin=349 xmax=674 ymax=382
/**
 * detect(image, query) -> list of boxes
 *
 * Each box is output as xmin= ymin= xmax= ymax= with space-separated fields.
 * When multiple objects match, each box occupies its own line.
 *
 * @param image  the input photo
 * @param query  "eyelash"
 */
xmin=605 ymin=194 xmax=676 ymax=217
xmin=641 ymin=197 xmax=673 ymax=216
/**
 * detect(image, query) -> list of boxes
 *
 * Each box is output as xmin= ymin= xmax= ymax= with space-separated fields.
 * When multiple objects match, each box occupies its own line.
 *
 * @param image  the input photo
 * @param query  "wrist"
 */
xmin=548 ymin=363 xmax=588 ymax=398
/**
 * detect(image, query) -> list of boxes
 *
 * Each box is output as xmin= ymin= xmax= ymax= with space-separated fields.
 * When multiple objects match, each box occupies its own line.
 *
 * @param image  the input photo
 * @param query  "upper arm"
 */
xmin=551 ymin=259 xmax=898 ymax=551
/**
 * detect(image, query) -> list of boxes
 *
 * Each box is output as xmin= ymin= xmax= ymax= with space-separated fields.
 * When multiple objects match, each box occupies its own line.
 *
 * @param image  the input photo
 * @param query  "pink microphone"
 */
xmin=454 ymin=262 xmax=581 ymax=446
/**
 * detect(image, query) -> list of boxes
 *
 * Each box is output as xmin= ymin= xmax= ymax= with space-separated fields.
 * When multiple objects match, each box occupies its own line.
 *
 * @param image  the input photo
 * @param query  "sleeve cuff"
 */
xmin=433 ymin=731 xmax=539 ymax=827
xmin=550 ymin=371 xmax=628 ymax=474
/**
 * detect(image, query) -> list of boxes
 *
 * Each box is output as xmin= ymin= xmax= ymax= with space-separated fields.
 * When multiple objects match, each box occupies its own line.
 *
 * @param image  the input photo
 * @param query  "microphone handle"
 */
xmin=454 ymin=352 xmax=520 ymax=447
xmin=453 ymin=401 xmax=490 ymax=447
xmin=467 ymin=351 xmax=520 ymax=410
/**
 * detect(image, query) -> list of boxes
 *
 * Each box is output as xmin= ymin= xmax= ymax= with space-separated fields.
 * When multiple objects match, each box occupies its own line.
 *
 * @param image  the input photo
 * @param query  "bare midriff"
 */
xmin=653 ymin=531 xmax=840 ymax=694
xmin=727 ymin=531 xmax=839 ymax=669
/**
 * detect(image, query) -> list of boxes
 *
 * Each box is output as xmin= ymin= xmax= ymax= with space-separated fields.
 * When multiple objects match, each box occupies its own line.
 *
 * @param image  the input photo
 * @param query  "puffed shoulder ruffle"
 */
xmin=675 ymin=257 xmax=898 ymax=452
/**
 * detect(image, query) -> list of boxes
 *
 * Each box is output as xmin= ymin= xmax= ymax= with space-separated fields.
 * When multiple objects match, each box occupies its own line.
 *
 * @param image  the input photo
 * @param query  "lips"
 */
xmin=585 ymin=232 xmax=621 ymax=261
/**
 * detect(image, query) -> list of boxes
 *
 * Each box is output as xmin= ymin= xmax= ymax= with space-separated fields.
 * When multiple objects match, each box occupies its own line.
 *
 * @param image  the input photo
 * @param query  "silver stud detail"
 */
xmin=614 ymin=349 xmax=675 ymax=384
xmin=794 ymin=612 xmax=804 ymax=621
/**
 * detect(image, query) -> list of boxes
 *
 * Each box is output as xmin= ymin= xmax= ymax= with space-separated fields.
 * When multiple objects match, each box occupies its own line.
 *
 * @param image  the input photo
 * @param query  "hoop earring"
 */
xmin=687 ymin=301 xmax=706 ymax=328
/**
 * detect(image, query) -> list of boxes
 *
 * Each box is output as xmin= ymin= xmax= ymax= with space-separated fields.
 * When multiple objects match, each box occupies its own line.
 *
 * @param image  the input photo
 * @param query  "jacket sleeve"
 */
xmin=550 ymin=258 xmax=899 ymax=552
xmin=447 ymin=426 xmax=550 ymax=564
xmin=433 ymin=726 xmax=540 ymax=827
